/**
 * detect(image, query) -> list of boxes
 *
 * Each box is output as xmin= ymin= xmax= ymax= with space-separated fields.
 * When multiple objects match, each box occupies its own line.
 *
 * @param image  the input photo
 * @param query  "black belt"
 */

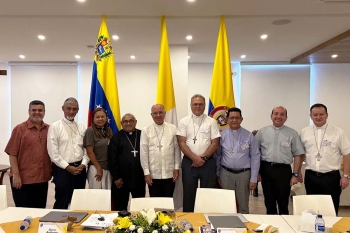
xmin=69 ymin=160 xmax=82 ymax=167
xmin=306 ymin=169 xmax=339 ymax=177
xmin=261 ymin=160 xmax=290 ymax=167
xmin=222 ymin=165 xmax=250 ymax=174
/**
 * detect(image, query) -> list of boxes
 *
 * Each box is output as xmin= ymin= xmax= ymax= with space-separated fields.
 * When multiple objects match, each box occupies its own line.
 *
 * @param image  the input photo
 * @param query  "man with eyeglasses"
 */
xmin=215 ymin=107 xmax=260 ymax=214
xmin=5 ymin=100 xmax=51 ymax=208
xmin=255 ymin=106 xmax=304 ymax=215
xmin=108 ymin=113 xmax=145 ymax=210
xmin=140 ymin=104 xmax=181 ymax=197
xmin=176 ymin=94 xmax=221 ymax=212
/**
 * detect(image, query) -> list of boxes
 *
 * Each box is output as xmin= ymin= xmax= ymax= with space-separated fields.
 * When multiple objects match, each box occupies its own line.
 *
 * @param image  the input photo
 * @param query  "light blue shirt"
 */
xmin=215 ymin=127 xmax=260 ymax=183
xmin=256 ymin=125 xmax=305 ymax=164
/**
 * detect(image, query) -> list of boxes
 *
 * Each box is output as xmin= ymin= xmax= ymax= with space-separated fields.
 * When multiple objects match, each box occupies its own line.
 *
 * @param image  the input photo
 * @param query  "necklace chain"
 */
xmin=313 ymin=124 xmax=328 ymax=161
xmin=124 ymin=131 xmax=137 ymax=151
xmin=63 ymin=119 xmax=79 ymax=135
xmin=192 ymin=115 xmax=204 ymax=144
xmin=154 ymin=125 xmax=164 ymax=151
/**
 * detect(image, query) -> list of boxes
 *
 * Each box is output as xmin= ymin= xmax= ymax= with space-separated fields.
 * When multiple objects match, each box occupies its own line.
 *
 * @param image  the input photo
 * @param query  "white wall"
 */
xmin=241 ymin=65 xmax=310 ymax=132
xmin=2 ymin=62 xmax=350 ymax=165
xmin=0 ymin=63 xmax=10 ymax=164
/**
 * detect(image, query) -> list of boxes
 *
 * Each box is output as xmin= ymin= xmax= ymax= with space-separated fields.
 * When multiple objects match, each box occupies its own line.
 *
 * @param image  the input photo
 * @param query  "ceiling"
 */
xmin=1 ymin=0 xmax=350 ymax=64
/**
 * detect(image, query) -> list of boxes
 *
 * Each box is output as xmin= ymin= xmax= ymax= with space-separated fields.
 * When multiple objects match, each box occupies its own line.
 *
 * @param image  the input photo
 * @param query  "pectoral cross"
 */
xmin=193 ymin=137 xmax=197 ymax=144
xmin=157 ymin=144 xmax=163 ymax=151
xmin=230 ymin=150 xmax=234 ymax=155
xmin=316 ymin=152 xmax=322 ymax=161
xmin=131 ymin=150 xmax=138 ymax=157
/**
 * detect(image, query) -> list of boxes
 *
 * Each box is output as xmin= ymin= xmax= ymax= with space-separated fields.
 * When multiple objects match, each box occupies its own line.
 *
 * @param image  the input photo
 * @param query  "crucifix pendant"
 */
xmin=230 ymin=150 xmax=234 ymax=155
xmin=193 ymin=137 xmax=197 ymax=144
xmin=131 ymin=149 xmax=138 ymax=157
xmin=157 ymin=144 xmax=162 ymax=151
xmin=316 ymin=152 xmax=322 ymax=161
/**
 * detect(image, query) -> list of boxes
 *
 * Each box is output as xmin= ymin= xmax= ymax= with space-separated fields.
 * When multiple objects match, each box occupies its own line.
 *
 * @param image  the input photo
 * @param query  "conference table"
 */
xmin=0 ymin=207 xmax=344 ymax=233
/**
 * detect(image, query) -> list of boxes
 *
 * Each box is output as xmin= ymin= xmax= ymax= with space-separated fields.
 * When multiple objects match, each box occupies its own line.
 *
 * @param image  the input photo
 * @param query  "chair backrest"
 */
xmin=70 ymin=189 xmax=111 ymax=211
xmin=194 ymin=188 xmax=237 ymax=213
xmin=130 ymin=198 xmax=174 ymax=211
xmin=0 ymin=185 xmax=7 ymax=210
xmin=293 ymin=195 xmax=336 ymax=216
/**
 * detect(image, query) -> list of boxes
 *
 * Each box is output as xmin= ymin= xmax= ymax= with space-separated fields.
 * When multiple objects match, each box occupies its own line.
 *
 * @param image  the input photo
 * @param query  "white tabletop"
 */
xmin=281 ymin=215 xmax=342 ymax=233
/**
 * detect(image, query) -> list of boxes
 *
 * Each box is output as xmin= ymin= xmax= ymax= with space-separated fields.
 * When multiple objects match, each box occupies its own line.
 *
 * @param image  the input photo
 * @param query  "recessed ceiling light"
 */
xmin=130 ymin=55 xmax=136 ymax=59
xmin=187 ymin=0 xmax=196 ymax=2
xmin=112 ymin=35 xmax=119 ymax=40
xmin=77 ymin=0 xmax=86 ymax=2
xmin=241 ymin=55 xmax=246 ymax=59
xmin=19 ymin=55 xmax=25 ymax=59
xmin=332 ymin=54 xmax=338 ymax=58
xmin=188 ymin=56 xmax=190 ymax=59
xmin=38 ymin=35 xmax=45 ymax=40
xmin=186 ymin=35 xmax=193 ymax=40
xmin=75 ymin=55 xmax=81 ymax=59
xmin=260 ymin=34 xmax=268 ymax=40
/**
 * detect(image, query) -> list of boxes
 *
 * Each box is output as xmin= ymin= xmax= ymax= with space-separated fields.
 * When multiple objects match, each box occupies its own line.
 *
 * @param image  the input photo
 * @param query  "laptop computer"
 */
xmin=39 ymin=211 xmax=88 ymax=223
xmin=204 ymin=213 xmax=248 ymax=223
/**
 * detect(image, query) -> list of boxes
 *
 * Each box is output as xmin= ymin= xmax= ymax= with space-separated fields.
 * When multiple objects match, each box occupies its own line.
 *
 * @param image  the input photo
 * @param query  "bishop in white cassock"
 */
xmin=140 ymin=104 xmax=181 ymax=198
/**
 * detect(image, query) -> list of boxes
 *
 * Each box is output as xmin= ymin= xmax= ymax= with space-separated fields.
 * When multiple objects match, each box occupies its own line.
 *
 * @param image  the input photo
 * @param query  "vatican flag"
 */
xmin=208 ymin=16 xmax=235 ymax=130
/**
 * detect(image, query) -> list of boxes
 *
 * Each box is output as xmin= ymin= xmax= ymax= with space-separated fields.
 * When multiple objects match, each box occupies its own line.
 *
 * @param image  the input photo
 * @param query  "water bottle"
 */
xmin=19 ymin=216 xmax=32 ymax=230
xmin=181 ymin=219 xmax=194 ymax=232
xmin=315 ymin=214 xmax=325 ymax=233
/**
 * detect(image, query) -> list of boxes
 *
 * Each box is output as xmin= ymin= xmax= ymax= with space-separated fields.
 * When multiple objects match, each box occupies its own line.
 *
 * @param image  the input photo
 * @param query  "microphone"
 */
xmin=95 ymin=210 xmax=105 ymax=221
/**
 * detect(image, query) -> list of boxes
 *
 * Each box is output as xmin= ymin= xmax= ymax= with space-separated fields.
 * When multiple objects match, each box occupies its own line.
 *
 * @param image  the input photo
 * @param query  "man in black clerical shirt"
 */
xmin=108 ymin=113 xmax=145 ymax=210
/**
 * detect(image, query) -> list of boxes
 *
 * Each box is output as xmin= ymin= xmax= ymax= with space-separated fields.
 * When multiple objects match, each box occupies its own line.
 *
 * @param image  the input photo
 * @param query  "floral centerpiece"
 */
xmin=105 ymin=208 xmax=190 ymax=233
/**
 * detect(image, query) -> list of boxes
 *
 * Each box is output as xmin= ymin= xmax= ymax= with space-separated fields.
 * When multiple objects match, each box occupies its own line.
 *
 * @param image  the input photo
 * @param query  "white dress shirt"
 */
xmin=140 ymin=122 xmax=180 ymax=179
xmin=300 ymin=123 xmax=350 ymax=173
xmin=176 ymin=114 xmax=221 ymax=156
xmin=47 ymin=118 xmax=89 ymax=169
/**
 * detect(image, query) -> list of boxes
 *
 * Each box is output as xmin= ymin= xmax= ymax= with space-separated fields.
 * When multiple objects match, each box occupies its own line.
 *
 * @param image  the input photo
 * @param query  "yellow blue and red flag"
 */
xmin=208 ymin=16 xmax=235 ymax=130
xmin=88 ymin=15 xmax=121 ymax=133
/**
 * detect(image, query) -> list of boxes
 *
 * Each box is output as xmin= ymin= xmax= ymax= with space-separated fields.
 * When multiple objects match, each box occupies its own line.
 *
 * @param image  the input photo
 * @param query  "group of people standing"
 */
xmin=5 ymin=95 xmax=350 ymax=216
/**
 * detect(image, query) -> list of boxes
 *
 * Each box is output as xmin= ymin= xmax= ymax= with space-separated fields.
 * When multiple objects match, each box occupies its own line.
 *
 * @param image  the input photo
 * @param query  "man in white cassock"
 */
xmin=140 ymin=104 xmax=181 ymax=197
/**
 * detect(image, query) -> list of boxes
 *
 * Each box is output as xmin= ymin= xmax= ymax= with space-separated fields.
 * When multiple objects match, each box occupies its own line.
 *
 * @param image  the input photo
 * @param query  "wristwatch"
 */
xmin=343 ymin=174 xmax=350 ymax=179
xmin=292 ymin=173 xmax=299 ymax=177
xmin=202 ymin=156 xmax=208 ymax=162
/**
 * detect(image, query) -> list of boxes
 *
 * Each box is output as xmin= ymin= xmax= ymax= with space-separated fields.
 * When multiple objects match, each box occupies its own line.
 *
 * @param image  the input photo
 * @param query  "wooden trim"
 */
xmin=290 ymin=29 xmax=350 ymax=64
xmin=0 ymin=70 xmax=7 ymax=75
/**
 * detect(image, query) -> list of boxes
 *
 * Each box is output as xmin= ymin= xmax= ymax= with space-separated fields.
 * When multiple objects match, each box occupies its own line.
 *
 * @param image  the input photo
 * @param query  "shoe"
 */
xmin=253 ymin=189 xmax=258 ymax=197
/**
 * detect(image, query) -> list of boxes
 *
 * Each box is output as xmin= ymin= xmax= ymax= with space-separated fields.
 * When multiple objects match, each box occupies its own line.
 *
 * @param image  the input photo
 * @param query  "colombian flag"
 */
xmin=156 ymin=16 xmax=177 ymax=125
xmin=208 ymin=16 xmax=235 ymax=130
xmin=88 ymin=16 xmax=121 ymax=133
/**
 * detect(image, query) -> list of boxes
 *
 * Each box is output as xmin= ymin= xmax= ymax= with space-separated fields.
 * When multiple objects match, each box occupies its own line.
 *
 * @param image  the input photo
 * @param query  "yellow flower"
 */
xmin=116 ymin=217 xmax=133 ymax=229
xmin=157 ymin=212 xmax=172 ymax=226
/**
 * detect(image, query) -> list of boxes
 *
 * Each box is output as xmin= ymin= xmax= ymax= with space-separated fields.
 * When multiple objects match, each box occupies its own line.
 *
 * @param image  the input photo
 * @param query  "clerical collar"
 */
xmin=273 ymin=125 xmax=285 ymax=130
xmin=125 ymin=130 xmax=135 ymax=135
xmin=314 ymin=123 xmax=328 ymax=130
xmin=153 ymin=122 xmax=165 ymax=128
xmin=62 ymin=117 xmax=75 ymax=124
xmin=192 ymin=113 xmax=205 ymax=118
xmin=230 ymin=127 xmax=241 ymax=132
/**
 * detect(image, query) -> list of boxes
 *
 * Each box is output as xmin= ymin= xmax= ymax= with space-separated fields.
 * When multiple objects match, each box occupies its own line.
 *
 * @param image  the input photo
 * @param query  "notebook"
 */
xmin=208 ymin=216 xmax=247 ymax=230
xmin=204 ymin=213 xmax=248 ymax=223
xmin=39 ymin=211 xmax=88 ymax=223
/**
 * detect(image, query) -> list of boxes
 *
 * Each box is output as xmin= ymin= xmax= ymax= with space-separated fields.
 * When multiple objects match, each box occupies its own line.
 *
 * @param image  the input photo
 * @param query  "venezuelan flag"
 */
xmin=88 ymin=16 xmax=121 ymax=133
xmin=156 ymin=16 xmax=178 ymax=125
xmin=208 ymin=16 xmax=235 ymax=130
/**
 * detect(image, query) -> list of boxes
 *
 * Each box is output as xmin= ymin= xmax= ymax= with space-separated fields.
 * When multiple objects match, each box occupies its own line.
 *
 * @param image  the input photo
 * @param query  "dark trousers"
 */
xmin=182 ymin=156 xmax=216 ymax=212
xmin=112 ymin=183 xmax=145 ymax=211
xmin=10 ymin=177 xmax=48 ymax=208
xmin=260 ymin=161 xmax=292 ymax=215
xmin=305 ymin=169 xmax=342 ymax=215
xmin=52 ymin=164 xmax=86 ymax=209
xmin=148 ymin=178 xmax=175 ymax=197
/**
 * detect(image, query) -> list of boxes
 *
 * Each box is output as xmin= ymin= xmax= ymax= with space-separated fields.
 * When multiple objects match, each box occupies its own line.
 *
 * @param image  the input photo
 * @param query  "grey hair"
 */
xmin=122 ymin=113 xmax=136 ymax=121
xmin=191 ymin=94 xmax=206 ymax=105
xmin=63 ymin=97 xmax=79 ymax=108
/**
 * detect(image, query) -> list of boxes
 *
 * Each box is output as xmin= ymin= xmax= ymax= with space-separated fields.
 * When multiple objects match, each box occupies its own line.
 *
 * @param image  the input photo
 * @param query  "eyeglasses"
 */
xmin=122 ymin=120 xmax=135 ymax=124
xmin=192 ymin=103 xmax=205 ymax=107
xmin=228 ymin=117 xmax=242 ymax=121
